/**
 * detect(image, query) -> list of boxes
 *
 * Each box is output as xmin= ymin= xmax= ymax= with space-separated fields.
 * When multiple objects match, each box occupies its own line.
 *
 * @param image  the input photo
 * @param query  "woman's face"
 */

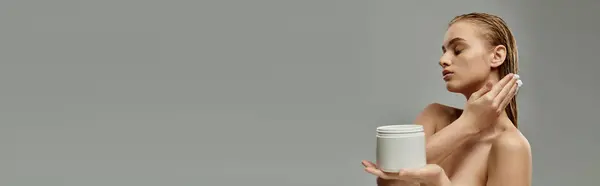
xmin=440 ymin=21 xmax=493 ymax=94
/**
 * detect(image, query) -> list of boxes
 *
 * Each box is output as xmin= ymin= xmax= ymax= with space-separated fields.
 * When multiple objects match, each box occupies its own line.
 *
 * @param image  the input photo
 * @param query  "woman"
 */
xmin=361 ymin=12 xmax=531 ymax=186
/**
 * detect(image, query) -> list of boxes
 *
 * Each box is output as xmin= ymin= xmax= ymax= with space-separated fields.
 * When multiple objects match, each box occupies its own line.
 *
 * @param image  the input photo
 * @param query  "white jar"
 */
xmin=376 ymin=124 xmax=426 ymax=172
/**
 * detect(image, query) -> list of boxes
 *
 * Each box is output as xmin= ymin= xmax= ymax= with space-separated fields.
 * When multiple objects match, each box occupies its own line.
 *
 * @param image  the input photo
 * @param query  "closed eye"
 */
xmin=454 ymin=49 xmax=462 ymax=55
xmin=453 ymin=45 xmax=467 ymax=55
xmin=442 ymin=37 xmax=467 ymax=55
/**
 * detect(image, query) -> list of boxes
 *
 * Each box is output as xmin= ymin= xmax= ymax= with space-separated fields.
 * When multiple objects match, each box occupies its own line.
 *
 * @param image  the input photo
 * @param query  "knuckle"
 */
xmin=492 ymin=103 xmax=499 ymax=109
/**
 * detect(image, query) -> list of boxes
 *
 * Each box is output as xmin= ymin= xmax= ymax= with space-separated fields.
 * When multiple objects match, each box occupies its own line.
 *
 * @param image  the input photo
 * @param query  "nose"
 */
xmin=439 ymin=55 xmax=451 ymax=67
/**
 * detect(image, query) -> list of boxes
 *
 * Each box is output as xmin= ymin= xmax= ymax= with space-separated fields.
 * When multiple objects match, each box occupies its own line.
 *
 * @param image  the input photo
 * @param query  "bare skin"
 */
xmin=362 ymin=19 xmax=531 ymax=186
xmin=419 ymin=103 xmax=531 ymax=186
xmin=366 ymin=92 xmax=531 ymax=186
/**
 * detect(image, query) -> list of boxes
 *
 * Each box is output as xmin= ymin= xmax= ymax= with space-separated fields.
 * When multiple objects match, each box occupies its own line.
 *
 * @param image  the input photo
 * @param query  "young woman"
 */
xmin=361 ymin=12 xmax=532 ymax=186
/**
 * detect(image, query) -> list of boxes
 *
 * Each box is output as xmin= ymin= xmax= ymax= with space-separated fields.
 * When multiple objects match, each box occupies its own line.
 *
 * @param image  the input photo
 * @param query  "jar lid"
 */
xmin=376 ymin=124 xmax=424 ymax=134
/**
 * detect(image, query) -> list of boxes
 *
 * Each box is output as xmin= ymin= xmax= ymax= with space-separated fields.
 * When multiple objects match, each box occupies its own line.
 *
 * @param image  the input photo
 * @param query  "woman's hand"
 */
xmin=377 ymin=177 xmax=420 ymax=186
xmin=362 ymin=160 xmax=450 ymax=186
xmin=461 ymin=73 xmax=521 ymax=131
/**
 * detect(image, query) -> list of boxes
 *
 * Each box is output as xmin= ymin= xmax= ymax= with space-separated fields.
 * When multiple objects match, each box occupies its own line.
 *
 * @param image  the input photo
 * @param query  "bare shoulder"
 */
xmin=414 ymin=103 xmax=463 ymax=132
xmin=489 ymin=128 xmax=532 ymax=168
xmin=492 ymin=129 xmax=531 ymax=155
xmin=486 ymin=128 xmax=532 ymax=185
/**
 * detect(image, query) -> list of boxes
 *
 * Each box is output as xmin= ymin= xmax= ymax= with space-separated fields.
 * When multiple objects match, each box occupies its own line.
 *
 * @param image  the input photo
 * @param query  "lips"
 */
xmin=442 ymin=70 xmax=453 ymax=80
xmin=442 ymin=69 xmax=453 ymax=76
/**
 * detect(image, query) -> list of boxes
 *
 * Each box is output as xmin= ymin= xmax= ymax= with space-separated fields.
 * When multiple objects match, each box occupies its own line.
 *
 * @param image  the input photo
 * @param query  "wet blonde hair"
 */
xmin=449 ymin=12 xmax=519 ymax=127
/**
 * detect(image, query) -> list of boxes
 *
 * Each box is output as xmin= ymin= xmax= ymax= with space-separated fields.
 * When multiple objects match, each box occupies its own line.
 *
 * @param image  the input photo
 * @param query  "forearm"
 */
xmin=425 ymin=116 xmax=480 ymax=164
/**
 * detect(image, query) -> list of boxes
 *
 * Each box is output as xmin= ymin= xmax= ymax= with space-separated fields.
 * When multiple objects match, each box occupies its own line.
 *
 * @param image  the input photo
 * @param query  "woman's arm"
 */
xmin=415 ymin=103 xmax=481 ymax=164
xmin=417 ymin=74 xmax=520 ymax=165
xmin=364 ymin=132 xmax=532 ymax=186
xmin=485 ymin=132 xmax=532 ymax=186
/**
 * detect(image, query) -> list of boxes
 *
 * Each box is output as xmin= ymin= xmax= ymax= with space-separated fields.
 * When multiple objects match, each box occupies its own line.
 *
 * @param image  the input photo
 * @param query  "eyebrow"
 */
xmin=442 ymin=37 xmax=466 ymax=51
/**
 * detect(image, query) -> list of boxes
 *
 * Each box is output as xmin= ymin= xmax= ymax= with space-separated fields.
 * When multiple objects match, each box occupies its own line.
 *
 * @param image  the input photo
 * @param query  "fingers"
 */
xmin=398 ymin=167 xmax=433 ymax=182
xmin=362 ymin=161 xmax=407 ymax=180
xmin=485 ymin=73 xmax=515 ymax=98
xmin=362 ymin=160 xmax=377 ymax=168
xmin=397 ymin=169 xmax=424 ymax=182
xmin=365 ymin=167 xmax=399 ymax=180
xmin=365 ymin=166 xmax=385 ymax=177
xmin=471 ymin=81 xmax=493 ymax=99
xmin=493 ymin=74 xmax=518 ymax=106
xmin=374 ymin=168 xmax=425 ymax=181
xmin=363 ymin=161 xmax=446 ymax=184
xmin=500 ymin=76 xmax=523 ymax=109
xmin=362 ymin=160 xmax=392 ymax=179
xmin=498 ymin=79 xmax=519 ymax=110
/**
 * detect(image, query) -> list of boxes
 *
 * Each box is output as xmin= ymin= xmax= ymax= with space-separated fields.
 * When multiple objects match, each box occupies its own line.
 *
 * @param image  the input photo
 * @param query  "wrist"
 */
xmin=434 ymin=169 xmax=452 ymax=186
xmin=456 ymin=115 xmax=481 ymax=136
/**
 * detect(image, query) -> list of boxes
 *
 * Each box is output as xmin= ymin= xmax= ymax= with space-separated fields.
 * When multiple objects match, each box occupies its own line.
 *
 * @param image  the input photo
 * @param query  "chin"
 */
xmin=445 ymin=84 xmax=460 ymax=93
xmin=445 ymin=80 xmax=465 ymax=93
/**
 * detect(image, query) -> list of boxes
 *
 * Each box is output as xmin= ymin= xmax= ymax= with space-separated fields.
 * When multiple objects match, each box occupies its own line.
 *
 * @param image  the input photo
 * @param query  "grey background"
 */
xmin=1 ymin=0 xmax=598 ymax=185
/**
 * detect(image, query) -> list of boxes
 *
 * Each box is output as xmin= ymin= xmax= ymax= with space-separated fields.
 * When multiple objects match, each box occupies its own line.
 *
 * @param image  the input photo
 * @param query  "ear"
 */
xmin=489 ymin=45 xmax=507 ymax=68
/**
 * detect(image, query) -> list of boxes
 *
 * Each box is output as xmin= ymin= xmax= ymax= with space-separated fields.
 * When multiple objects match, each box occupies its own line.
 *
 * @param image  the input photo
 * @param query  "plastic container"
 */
xmin=376 ymin=124 xmax=426 ymax=172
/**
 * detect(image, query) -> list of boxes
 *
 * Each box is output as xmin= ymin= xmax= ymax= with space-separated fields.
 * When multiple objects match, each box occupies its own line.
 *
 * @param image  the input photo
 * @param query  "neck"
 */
xmin=461 ymin=73 xmax=501 ymax=99
xmin=461 ymin=72 xmax=514 ymax=130
xmin=495 ymin=111 xmax=514 ymax=129
xmin=483 ymin=112 xmax=514 ymax=137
